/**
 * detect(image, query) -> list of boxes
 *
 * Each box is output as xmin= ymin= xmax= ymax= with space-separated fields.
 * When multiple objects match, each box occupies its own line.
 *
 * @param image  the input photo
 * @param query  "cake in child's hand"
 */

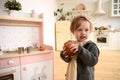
xmin=64 ymin=40 xmax=76 ymax=56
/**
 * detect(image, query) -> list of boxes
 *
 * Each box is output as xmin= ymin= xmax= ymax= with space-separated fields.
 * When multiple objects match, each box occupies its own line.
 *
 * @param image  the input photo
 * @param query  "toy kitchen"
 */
xmin=0 ymin=12 xmax=54 ymax=80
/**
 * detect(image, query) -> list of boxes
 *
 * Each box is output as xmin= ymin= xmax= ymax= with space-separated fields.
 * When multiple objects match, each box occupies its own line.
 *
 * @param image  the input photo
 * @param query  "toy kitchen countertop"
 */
xmin=0 ymin=50 xmax=53 ymax=59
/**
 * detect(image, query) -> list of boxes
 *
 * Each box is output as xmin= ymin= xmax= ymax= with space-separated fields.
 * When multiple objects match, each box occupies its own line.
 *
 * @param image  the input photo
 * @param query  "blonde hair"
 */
xmin=70 ymin=16 xmax=92 ymax=33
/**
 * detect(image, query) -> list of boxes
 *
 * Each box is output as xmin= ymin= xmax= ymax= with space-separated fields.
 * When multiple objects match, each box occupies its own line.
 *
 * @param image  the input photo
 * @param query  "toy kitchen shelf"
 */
xmin=0 ymin=50 xmax=53 ymax=59
xmin=0 ymin=15 xmax=43 ymax=27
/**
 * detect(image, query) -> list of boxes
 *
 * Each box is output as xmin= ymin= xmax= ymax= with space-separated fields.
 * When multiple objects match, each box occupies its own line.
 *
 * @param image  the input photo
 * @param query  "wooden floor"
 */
xmin=54 ymin=50 xmax=120 ymax=80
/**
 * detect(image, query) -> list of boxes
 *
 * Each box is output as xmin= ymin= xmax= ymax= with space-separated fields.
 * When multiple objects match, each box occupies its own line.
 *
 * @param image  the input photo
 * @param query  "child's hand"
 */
xmin=62 ymin=40 xmax=79 ymax=57
xmin=69 ymin=43 xmax=78 ymax=54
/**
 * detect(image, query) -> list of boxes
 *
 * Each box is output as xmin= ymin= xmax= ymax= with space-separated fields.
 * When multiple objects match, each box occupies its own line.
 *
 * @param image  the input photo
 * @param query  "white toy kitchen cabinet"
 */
xmin=20 ymin=52 xmax=53 ymax=80
xmin=21 ymin=60 xmax=53 ymax=80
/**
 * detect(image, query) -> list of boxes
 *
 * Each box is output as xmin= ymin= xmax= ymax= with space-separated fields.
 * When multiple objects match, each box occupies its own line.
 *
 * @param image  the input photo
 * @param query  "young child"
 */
xmin=60 ymin=15 xmax=100 ymax=80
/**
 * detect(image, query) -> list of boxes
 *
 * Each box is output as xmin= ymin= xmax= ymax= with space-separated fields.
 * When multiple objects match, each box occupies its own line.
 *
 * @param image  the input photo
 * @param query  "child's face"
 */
xmin=73 ymin=21 xmax=91 ymax=42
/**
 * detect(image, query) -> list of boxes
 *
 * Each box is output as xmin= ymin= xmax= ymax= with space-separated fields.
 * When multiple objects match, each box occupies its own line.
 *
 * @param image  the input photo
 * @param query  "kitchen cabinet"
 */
xmin=0 ymin=51 xmax=54 ymax=80
xmin=55 ymin=21 xmax=71 ymax=51
xmin=90 ymin=30 xmax=120 ymax=50
xmin=111 ymin=0 xmax=120 ymax=17
xmin=20 ymin=53 xmax=53 ymax=80
xmin=21 ymin=60 xmax=53 ymax=80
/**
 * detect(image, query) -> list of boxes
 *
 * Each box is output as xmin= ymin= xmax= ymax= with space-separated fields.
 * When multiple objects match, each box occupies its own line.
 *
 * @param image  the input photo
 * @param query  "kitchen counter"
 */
xmin=0 ymin=50 xmax=53 ymax=59
xmin=0 ymin=50 xmax=54 ymax=80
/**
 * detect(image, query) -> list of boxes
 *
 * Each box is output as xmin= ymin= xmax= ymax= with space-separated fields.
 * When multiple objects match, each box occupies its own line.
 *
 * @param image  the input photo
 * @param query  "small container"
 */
xmin=30 ymin=10 xmax=35 ymax=18
xmin=18 ymin=47 xmax=24 ymax=54
xmin=26 ymin=47 xmax=32 ymax=53
xmin=0 ymin=46 xmax=3 ymax=55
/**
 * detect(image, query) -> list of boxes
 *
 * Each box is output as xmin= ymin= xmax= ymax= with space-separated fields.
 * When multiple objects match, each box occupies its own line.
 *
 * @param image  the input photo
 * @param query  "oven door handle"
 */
xmin=0 ymin=69 xmax=16 ymax=77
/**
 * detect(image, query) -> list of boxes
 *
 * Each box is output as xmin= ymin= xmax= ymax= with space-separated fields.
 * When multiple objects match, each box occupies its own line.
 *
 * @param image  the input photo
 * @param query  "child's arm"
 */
xmin=77 ymin=43 xmax=100 ymax=66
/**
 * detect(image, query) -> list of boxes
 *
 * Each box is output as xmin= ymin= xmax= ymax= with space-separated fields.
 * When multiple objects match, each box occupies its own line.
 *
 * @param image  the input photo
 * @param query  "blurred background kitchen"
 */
xmin=0 ymin=0 xmax=120 ymax=80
